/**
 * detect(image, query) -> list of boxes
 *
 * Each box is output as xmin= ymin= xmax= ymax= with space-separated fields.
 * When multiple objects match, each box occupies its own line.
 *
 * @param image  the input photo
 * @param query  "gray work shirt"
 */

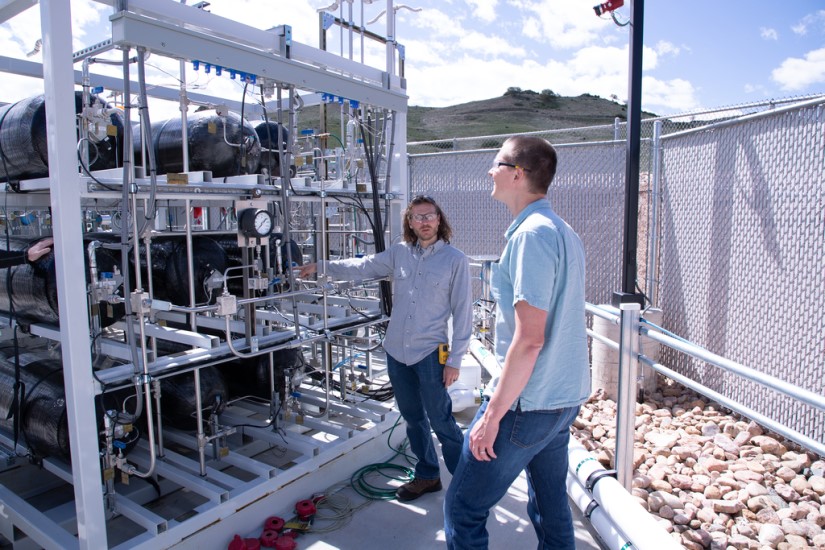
xmin=321 ymin=240 xmax=472 ymax=367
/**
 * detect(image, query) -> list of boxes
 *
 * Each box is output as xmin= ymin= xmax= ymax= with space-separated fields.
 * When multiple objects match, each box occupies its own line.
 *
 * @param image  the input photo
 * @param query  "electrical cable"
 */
xmin=349 ymin=462 xmax=413 ymax=500
xmin=301 ymin=414 xmax=414 ymax=535
xmin=610 ymin=10 xmax=630 ymax=26
xmin=259 ymin=88 xmax=277 ymax=185
xmin=359 ymin=112 xmax=392 ymax=316
xmin=322 ymin=132 xmax=345 ymax=149
xmin=135 ymin=50 xmax=159 ymax=225
xmin=634 ymin=279 xmax=650 ymax=307
xmin=385 ymin=413 xmax=416 ymax=465
xmin=237 ymin=80 xmax=250 ymax=176
xmin=348 ymin=414 xmax=415 ymax=500
xmin=77 ymin=140 xmax=118 ymax=191
xmin=0 ymin=99 xmax=21 ymax=190
xmin=306 ymin=369 xmax=393 ymax=402
xmin=306 ymin=492 xmax=369 ymax=533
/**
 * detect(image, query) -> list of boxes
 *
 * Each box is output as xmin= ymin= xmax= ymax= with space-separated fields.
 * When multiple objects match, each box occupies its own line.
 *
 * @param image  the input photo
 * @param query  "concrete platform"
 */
xmin=291 ymin=408 xmax=605 ymax=550
xmin=297 ymin=466 xmax=604 ymax=550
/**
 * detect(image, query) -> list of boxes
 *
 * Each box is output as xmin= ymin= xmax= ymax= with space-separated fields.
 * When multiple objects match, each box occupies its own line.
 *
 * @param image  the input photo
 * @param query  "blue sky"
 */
xmin=1 ymin=1 xmax=824 ymax=116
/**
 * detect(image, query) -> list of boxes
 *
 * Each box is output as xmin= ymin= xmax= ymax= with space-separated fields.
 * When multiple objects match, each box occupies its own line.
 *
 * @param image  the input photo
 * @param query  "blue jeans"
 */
xmin=387 ymin=349 xmax=464 ymax=479
xmin=444 ymin=401 xmax=580 ymax=550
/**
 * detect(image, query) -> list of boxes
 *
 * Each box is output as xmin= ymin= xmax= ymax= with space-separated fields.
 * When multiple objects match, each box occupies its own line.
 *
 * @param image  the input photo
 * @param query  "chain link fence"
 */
xmin=408 ymin=139 xmax=625 ymax=308
xmin=656 ymin=98 xmax=825 ymax=445
xmin=408 ymin=95 xmax=825 ymax=447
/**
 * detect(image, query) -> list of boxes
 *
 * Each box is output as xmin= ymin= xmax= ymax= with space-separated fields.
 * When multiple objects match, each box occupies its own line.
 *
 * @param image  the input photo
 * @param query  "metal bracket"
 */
xmin=583 ymin=499 xmax=600 ymax=519
xmin=585 ymin=468 xmax=617 ymax=492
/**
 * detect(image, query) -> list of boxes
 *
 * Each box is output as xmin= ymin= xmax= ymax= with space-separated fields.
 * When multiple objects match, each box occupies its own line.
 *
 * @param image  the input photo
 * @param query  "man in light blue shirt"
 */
xmin=299 ymin=196 xmax=472 ymax=501
xmin=445 ymin=136 xmax=589 ymax=549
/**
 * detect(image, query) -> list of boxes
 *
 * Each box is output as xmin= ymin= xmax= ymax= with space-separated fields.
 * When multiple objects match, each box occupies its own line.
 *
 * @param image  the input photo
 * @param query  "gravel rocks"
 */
xmin=572 ymin=384 xmax=825 ymax=549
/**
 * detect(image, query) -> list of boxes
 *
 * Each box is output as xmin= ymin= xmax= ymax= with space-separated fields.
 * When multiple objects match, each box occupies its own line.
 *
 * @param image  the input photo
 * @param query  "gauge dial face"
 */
xmin=240 ymin=208 xmax=273 ymax=238
xmin=254 ymin=210 xmax=272 ymax=236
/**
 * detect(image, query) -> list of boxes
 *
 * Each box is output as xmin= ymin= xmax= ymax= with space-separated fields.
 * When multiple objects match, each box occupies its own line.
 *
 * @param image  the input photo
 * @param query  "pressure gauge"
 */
xmin=239 ymin=208 xmax=274 ymax=238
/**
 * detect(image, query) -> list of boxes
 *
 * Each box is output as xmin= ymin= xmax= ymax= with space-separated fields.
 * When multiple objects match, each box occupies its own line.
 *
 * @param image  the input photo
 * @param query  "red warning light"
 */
xmin=594 ymin=0 xmax=624 ymax=16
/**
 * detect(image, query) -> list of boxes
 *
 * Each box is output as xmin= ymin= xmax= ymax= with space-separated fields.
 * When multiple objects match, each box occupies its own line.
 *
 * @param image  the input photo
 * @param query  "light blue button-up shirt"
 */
xmin=490 ymin=198 xmax=590 ymax=411
xmin=321 ymin=240 xmax=472 ymax=367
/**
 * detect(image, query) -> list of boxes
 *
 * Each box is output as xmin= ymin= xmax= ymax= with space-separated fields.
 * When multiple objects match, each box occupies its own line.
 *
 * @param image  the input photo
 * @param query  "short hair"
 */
xmin=501 ymin=136 xmax=558 ymax=194
xmin=402 ymin=195 xmax=453 ymax=244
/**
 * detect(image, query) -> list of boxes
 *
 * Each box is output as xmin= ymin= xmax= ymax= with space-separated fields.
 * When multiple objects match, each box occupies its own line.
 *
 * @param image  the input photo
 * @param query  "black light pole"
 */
xmin=614 ymin=0 xmax=646 ymax=307
xmin=613 ymin=0 xmax=647 ymax=486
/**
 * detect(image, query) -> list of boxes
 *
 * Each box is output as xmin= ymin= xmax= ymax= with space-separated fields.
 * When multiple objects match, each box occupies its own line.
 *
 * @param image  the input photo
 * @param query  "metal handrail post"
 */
xmin=615 ymin=301 xmax=640 ymax=490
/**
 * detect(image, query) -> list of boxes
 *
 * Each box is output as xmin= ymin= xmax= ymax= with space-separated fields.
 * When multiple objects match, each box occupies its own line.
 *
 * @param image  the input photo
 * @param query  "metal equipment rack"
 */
xmin=0 ymin=1 xmax=409 ymax=547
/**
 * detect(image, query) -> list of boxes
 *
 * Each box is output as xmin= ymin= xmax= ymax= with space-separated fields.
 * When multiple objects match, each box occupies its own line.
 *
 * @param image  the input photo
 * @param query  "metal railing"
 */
xmin=586 ymin=302 xmax=825 ymax=488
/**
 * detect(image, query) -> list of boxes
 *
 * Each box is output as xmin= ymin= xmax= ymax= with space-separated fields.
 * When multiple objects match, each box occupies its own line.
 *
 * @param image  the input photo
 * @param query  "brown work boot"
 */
xmin=396 ymin=477 xmax=442 ymax=502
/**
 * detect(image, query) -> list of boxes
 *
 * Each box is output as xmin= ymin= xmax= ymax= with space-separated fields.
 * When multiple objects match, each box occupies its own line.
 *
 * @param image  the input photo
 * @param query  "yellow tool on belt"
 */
xmin=438 ymin=343 xmax=449 ymax=365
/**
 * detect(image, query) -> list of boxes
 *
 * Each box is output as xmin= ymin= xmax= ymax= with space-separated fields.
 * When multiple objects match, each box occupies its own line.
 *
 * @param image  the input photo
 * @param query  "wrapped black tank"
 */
xmin=133 ymin=109 xmax=261 ymax=178
xmin=0 ymin=92 xmax=124 ymax=183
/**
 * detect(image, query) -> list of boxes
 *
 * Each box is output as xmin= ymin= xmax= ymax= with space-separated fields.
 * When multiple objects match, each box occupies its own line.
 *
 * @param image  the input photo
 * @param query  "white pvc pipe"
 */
xmin=568 ymin=438 xmax=679 ymax=550
xmin=566 ymin=473 xmax=625 ymax=549
xmin=468 ymin=338 xmax=501 ymax=380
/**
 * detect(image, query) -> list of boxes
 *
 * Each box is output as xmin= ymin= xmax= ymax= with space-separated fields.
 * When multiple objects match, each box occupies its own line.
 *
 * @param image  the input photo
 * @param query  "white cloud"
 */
xmin=510 ymin=0 xmax=607 ymax=50
xmin=522 ymin=17 xmax=542 ymax=41
xmin=466 ymin=0 xmax=499 ymax=23
xmin=399 ymin=6 xmax=524 ymax=61
xmin=402 ymin=7 xmax=466 ymax=39
xmin=744 ymin=83 xmax=768 ymax=96
xmin=206 ymin=0 xmax=339 ymax=45
xmin=641 ymin=77 xmax=701 ymax=113
xmin=2 ymin=1 xmax=108 ymax=57
xmin=567 ymin=45 xmax=627 ymax=79
xmin=772 ymin=48 xmax=825 ymax=90
xmin=402 ymin=38 xmax=449 ymax=68
xmin=458 ymin=31 xmax=526 ymax=58
xmin=402 ymin=26 xmax=705 ymax=115
xmin=406 ymin=56 xmax=513 ymax=106
xmin=791 ymin=10 xmax=825 ymax=36
xmin=403 ymin=38 xmax=702 ymax=115
xmin=760 ymin=27 xmax=778 ymax=41
xmin=0 ymin=25 xmax=27 ymax=59
xmin=654 ymin=41 xmax=681 ymax=57
xmin=0 ymin=1 xmax=115 ymax=104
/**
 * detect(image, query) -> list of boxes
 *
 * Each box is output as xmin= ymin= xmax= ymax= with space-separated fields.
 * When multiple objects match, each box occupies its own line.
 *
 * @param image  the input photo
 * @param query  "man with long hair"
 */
xmin=299 ymin=196 xmax=472 ymax=501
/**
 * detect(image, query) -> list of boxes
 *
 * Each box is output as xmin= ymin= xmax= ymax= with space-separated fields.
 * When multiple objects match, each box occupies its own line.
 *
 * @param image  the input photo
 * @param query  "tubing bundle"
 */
xmin=210 ymin=233 xmax=301 ymax=294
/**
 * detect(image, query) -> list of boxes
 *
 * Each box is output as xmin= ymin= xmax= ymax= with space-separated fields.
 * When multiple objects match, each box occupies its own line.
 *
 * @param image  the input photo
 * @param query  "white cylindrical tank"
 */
xmin=591 ymin=306 xmax=662 ymax=400
xmin=448 ymin=352 xmax=483 ymax=412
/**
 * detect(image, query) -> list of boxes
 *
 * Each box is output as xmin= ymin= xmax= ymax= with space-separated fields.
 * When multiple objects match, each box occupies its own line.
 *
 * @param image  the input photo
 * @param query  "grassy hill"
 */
xmin=407 ymin=89 xmax=649 ymax=142
xmin=300 ymin=88 xmax=659 ymax=145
